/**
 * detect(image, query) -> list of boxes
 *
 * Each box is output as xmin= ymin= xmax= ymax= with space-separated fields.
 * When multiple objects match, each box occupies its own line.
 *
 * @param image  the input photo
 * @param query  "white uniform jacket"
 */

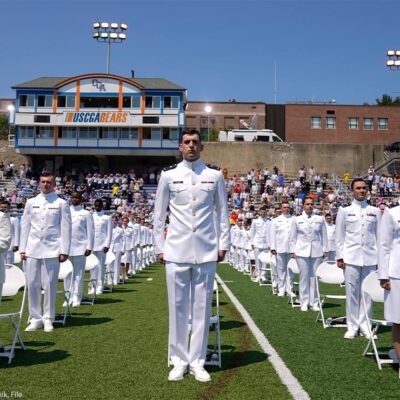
xmin=270 ymin=214 xmax=292 ymax=253
xmin=250 ymin=217 xmax=270 ymax=249
xmin=9 ymin=216 xmax=20 ymax=250
xmin=289 ymin=212 xmax=328 ymax=257
xmin=0 ymin=212 xmax=12 ymax=285
xmin=325 ymin=222 xmax=336 ymax=253
xmin=128 ymin=222 xmax=140 ymax=247
xmin=20 ymin=192 xmax=71 ymax=258
xmin=153 ymin=159 xmax=230 ymax=264
xmin=230 ymin=225 xmax=240 ymax=247
xmin=122 ymin=226 xmax=134 ymax=251
xmin=111 ymin=226 xmax=126 ymax=253
xmin=378 ymin=206 xmax=400 ymax=279
xmin=92 ymin=211 xmax=112 ymax=251
xmin=335 ymin=200 xmax=379 ymax=265
xmin=70 ymin=205 xmax=94 ymax=257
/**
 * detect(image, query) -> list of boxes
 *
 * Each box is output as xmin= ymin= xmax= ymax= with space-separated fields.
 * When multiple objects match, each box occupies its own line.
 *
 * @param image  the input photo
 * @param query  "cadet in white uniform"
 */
xmin=0 ymin=199 xmax=20 ymax=265
xmin=324 ymin=213 xmax=336 ymax=262
xmin=154 ymin=129 xmax=230 ymax=383
xmin=67 ymin=192 xmax=94 ymax=307
xmin=250 ymin=207 xmax=270 ymax=282
xmin=20 ymin=172 xmax=71 ymax=332
xmin=378 ymin=206 xmax=400 ymax=361
xmin=110 ymin=215 xmax=125 ymax=285
xmin=290 ymin=198 xmax=328 ymax=311
xmin=270 ymin=202 xmax=293 ymax=296
xmin=121 ymin=216 xmax=134 ymax=279
xmin=336 ymin=178 xmax=379 ymax=339
xmin=128 ymin=214 xmax=140 ymax=274
xmin=0 ymin=210 xmax=11 ymax=351
xmin=91 ymin=199 xmax=112 ymax=295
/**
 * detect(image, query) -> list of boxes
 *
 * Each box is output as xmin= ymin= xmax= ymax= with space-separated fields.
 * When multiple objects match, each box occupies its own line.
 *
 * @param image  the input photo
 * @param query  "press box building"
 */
xmin=10 ymin=73 xmax=187 ymax=173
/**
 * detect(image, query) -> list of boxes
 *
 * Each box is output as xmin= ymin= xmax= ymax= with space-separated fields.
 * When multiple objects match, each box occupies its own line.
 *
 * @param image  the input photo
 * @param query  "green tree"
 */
xmin=376 ymin=93 xmax=400 ymax=106
xmin=0 ymin=114 xmax=9 ymax=140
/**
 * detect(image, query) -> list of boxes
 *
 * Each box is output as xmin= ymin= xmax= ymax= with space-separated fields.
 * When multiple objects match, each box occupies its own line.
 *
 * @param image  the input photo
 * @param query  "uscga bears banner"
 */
xmin=65 ymin=112 xmax=129 ymax=124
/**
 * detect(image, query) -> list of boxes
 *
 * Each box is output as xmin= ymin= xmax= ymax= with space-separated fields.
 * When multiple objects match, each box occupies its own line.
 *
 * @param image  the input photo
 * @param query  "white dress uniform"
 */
xmin=290 ymin=212 xmax=328 ymax=309
xmin=92 ymin=211 xmax=112 ymax=294
xmin=0 ymin=212 xmax=12 ymax=303
xmin=325 ymin=221 xmax=336 ymax=262
xmin=270 ymin=214 xmax=293 ymax=295
xmin=230 ymin=224 xmax=240 ymax=269
xmin=128 ymin=220 xmax=140 ymax=273
xmin=110 ymin=225 xmax=126 ymax=285
xmin=250 ymin=216 xmax=270 ymax=280
xmin=237 ymin=227 xmax=246 ymax=271
xmin=377 ymin=206 xmax=400 ymax=323
xmin=335 ymin=200 xmax=380 ymax=334
xmin=153 ymin=159 xmax=230 ymax=369
xmin=6 ymin=216 xmax=20 ymax=265
xmin=66 ymin=205 xmax=94 ymax=305
xmin=139 ymin=224 xmax=147 ymax=269
xmin=20 ymin=192 xmax=71 ymax=324
xmin=121 ymin=225 xmax=134 ymax=271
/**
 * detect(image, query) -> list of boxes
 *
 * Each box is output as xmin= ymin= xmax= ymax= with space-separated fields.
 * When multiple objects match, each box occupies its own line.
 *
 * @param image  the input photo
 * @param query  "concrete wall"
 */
xmin=202 ymin=142 xmax=385 ymax=177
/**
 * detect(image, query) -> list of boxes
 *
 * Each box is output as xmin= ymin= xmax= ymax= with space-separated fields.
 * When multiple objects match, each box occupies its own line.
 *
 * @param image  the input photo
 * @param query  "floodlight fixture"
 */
xmin=93 ymin=22 xmax=100 ymax=29
xmin=120 ymin=23 xmax=128 ymax=30
xmin=111 ymin=23 xmax=118 ymax=29
xmin=101 ymin=22 xmax=109 ymax=28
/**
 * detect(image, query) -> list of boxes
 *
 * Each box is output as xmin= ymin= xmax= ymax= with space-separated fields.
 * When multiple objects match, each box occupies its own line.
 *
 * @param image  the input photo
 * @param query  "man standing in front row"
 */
xmin=20 ymin=171 xmax=71 ymax=333
xmin=154 ymin=128 xmax=230 ymax=382
xmin=335 ymin=178 xmax=379 ymax=340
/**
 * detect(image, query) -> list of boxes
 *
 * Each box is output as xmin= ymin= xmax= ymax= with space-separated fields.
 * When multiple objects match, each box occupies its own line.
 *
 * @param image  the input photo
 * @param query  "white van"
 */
xmin=218 ymin=129 xmax=283 ymax=143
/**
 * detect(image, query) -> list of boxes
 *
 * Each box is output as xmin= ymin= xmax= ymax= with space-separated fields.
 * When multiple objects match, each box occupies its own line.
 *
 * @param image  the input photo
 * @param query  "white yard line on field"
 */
xmin=216 ymin=273 xmax=310 ymax=400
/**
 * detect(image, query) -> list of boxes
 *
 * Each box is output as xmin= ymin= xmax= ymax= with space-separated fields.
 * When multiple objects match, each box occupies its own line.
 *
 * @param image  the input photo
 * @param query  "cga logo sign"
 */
xmin=66 ymin=112 xmax=128 ymax=123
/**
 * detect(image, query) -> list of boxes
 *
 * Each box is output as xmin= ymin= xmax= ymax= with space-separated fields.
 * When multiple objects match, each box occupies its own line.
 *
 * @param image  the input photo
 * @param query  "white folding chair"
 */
xmin=287 ymin=258 xmax=300 ymax=308
xmin=104 ymin=251 xmax=116 ymax=292
xmin=362 ymin=270 xmax=397 ymax=371
xmin=257 ymin=251 xmax=272 ymax=287
xmin=0 ymin=264 xmax=27 ymax=364
xmin=206 ymin=280 xmax=222 ymax=368
xmin=54 ymin=260 xmax=73 ymax=325
xmin=82 ymin=254 xmax=99 ymax=305
xmin=315 ymin=262 xmax=346 ymax=328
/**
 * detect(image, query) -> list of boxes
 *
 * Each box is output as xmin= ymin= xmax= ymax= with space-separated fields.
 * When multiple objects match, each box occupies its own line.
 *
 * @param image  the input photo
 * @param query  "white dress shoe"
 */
xmin=344 ymin=330 xmax=357 ymax=339
xmin=72 ymin=302 xmax=80 ymax=307
xmin=277 ymin=290 xmax=285 ymax=297
xmin=25 ymin=321 xmax=43 ymax=332
xmin=189 ymin=366 xmax=211 ymax=382
xmin=96 ymin=290 xmax=103 ymax=295
xmin=360 ymin=330 xmax=377 ymax=340
xmin=300 ymin=306 xmax=308 ymax=312
xmin=311 ymin=305 xmax=320 ymax=312
xmin=88 ymin=289 xmax=94 ymax=295
xmin=43 ymin=321 xmax=54 ymax=333
xmin=168 ymin=366 xmax=187 ymax=381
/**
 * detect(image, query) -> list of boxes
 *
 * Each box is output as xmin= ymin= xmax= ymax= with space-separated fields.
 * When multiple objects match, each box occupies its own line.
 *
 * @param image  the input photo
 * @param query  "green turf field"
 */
xmin=0 ymin=264 xmax=290 ymax=400
xmin=216 ymin=263 xmax=400 ymax=400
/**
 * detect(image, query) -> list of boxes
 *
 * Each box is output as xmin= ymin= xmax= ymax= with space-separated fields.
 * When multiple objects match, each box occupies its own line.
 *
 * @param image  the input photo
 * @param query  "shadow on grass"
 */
xmin=92 ymin=298 xmax=124 ymax=305
xmin=0 ymin=341 xmax=70 ymax=368
xmin=220 ymin=320 xmax=246 ymax=331
xmin=63 ymin=316 xmax=113 ymax=328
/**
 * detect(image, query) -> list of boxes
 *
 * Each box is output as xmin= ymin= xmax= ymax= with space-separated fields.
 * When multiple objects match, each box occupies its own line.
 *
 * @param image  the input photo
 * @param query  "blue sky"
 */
xmin=0 ymin=0 xmax=399 ymax=104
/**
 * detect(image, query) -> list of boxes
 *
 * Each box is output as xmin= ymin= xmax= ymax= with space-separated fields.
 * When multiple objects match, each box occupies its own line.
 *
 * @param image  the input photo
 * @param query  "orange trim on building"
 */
xmin=54 ymin=126 xmax=58 ymax=146
xmin=76 ymin=81 xmax=80 ymax=111
xmin=138 ymin=127 xmax=143 ymax=147
xmin=53 ymin=90 xmax=57 ymax=113
xmin=141 ymin=92 xmax=145 ymax=114
xmin=118 ymin=80 xmax=123 ymax=112
xmin=55 ymin=73 xmax=144 ymax=89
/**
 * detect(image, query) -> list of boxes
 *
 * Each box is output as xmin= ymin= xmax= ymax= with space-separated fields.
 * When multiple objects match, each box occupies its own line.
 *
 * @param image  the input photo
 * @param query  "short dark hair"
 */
xmin=351 ymin=178 xmax=367 ymax=189
xmin=94 ymin=199 xmax=103 ymax=206
xmin=181 ymin=128 xmax=201 ymax=143
xmin=40 ymin=170 xmax=54 ymax=178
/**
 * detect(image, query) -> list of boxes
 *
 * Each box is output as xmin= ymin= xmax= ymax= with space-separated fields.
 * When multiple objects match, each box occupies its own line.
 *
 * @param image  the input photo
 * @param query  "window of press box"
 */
xmin=19 ymin=126 xmax=35 ymax=138
xmin=59 ymin=127 xmax=77 ymax=139
xmin=143 ymin=127 xmax=151 ymax=139
xmin=163 ymin=96 xmax=179 ymax=109
xmin=123 ymin=96 xmax=131 ymax=108
xmin=34 ymin=115 xmax=50 ymax=123
xmin=143 ymin=116 xmax=159 ymax=124
xmin=19 ymin=94 xmax=34 ymax=107
xmin=37 ymin=127 xmax=54 ymax=139
xmin=80 ymin=96 xmax=118 ymax=108
xmin=57 ymin=96 xmax=76 ymax=108
xmin=163 ymin=128 xmax=179 ymax=140
xmin=102 ymin=127 xmax=118 ymax=139
xmin=145 ymin=96 xmax=161 ymax=108
xmin=37 ymin=95 xmax=53 ymax=108
xmin=78 ymin=127 xmax=98 ymax=139
xmin=120 ymin=128 xmax=138 ymax=139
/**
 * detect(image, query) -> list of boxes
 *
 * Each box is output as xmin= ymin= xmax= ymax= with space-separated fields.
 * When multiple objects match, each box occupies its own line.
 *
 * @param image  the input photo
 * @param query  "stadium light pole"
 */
xmin=205 ymin=105 xmax=212 ymax=142
xmin=92 ymin=22 xmax=128 ymax=74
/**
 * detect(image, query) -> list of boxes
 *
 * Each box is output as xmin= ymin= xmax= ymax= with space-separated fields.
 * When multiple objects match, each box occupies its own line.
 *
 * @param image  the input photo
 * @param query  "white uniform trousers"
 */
xmin=385 ymin=277 xmax=400 ymax=324
xmin=123 ymin=250 xmax=133 ymax=273
xmin=254 ymin=248 xmax=267 ymax=279
xmin=65 ymin=255 xmax=85 ymax=305
xmin=25 ymin=257 xmax=60 ymax=323
xmin=276 ymin=253 xmax=292 ymax=294
xmin=132 ymin=247 xmax=139 ymax=273
xmin=296 ymin=256 xmax=322 ymax=308
xmin=92 ymin=250 xmax=106 ymax=293
xmin=344 ymin=264 xmax=375 ymax=333
xmin=6 ymin=250 xmax=14 ymax=265
xmin=109 ymin=251 xmax=122 ymax=285
xmin=166 ymin=261 xmax=216 ymax=368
